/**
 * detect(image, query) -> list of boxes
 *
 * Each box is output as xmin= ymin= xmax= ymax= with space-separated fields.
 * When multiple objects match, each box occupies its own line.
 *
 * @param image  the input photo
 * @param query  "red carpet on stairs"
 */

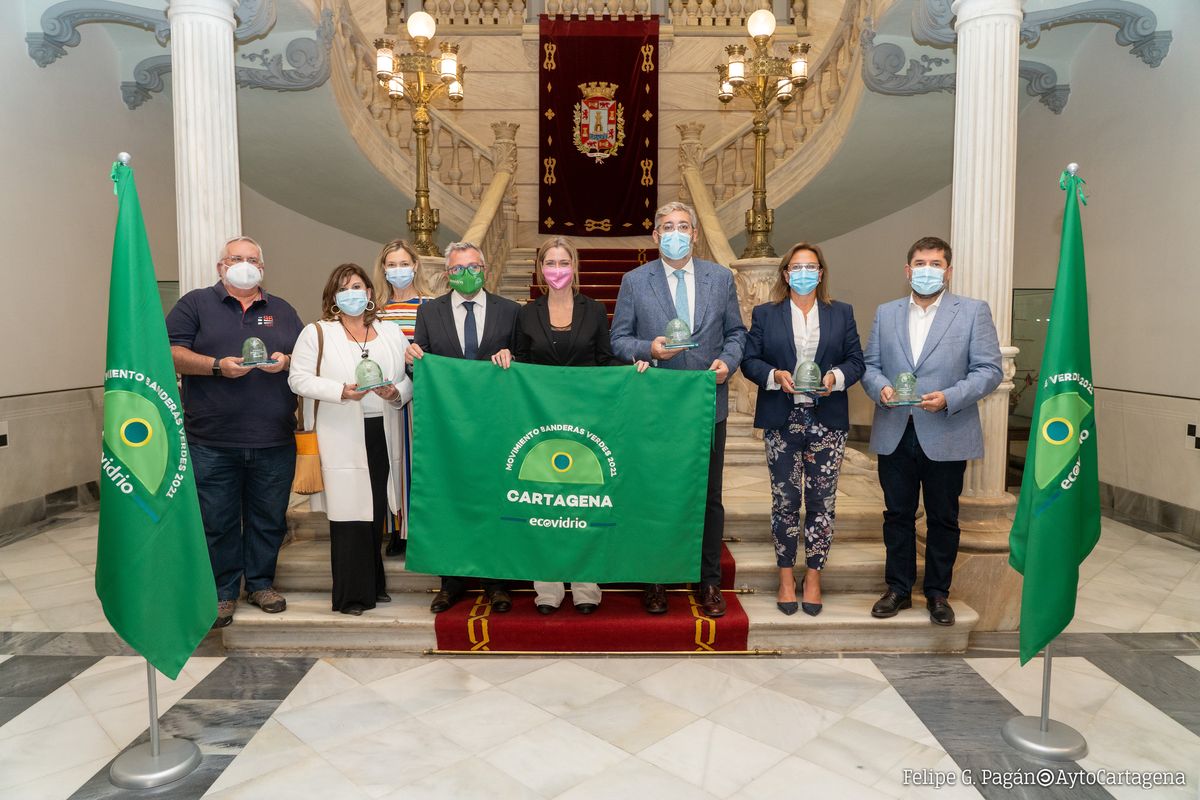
xmin=433 ymin=591 xmax=749 ymax=653
xmin=432 ymin=543 xmax=746 ymax=652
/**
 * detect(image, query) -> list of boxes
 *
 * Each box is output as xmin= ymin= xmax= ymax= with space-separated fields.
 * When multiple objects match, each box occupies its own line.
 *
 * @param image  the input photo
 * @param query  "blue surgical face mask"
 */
xmin=336 ymin=288 xmax=369 ymax=316
xmin=659 ymin=230 xmax=692 ymax=261
xmin=910 ymin=266 xmax=946 ymax=296
xmin=385 ymin=266 xmax=415 ymax=291
xmin=788 ymin=269 xmax=820 ymax=296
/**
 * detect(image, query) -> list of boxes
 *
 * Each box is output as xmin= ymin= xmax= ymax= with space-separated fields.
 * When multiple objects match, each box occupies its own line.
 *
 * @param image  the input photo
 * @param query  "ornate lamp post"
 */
xmin=716 ymin=9 xmax=809 ymax=259
xmin=375 ymin=12 xmax=466 ymax=257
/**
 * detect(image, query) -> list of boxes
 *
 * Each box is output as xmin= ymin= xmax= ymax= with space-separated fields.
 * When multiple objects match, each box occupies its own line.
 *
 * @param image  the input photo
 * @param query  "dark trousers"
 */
xmin=877 ymin=418 xmax=966 ymax=600
xmin=191 ymin=442 xmax=296 ymax=602
xmin=700 ymin=419 xmax=728 ymax=586
xmin=329 ymin=417 xmax=389 ymax=612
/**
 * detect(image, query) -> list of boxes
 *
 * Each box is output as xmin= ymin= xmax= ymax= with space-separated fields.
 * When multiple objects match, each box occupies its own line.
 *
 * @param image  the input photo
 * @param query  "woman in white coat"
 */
xmin=289 ymin=263 xmax=413 ymax=615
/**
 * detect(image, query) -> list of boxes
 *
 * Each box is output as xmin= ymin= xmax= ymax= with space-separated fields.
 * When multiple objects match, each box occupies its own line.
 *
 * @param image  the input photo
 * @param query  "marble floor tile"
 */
xmin=847 ymin=686 xmax=944 ymax=749
xmin=480 ymin=717 xmax=629 ymax=797
xmin=204 ymin=718 xmax=318 ymax=795
xmin=499 ymin=660 xmax=625 ymax=716
xmin=186 ymin=656 xmax=315 ymax=701
xmin=0 ymin=553 xmax=82 ymax=581
xmin=639 ymin=718 xmax=788 ymax=798
xmin=37 ymin=599 xmax=107 ymax=631
xmin=569 ymin=655 xmax=676 ymax=685
xmin=966 ymin=656 xmax=1120 ymax=733
xmin=326 ymin=655 xmax=428 ymax=685
xmin=0 ymin=684 xmax=91 ymax=740
xmin=18 ymin=577 xmax=98 ymax=612
xmin=449 ymin=656 xmax=552 ymax=685
xmin=733 ymin=754 xmax=897 ymax=800
xmin=800 ymin=716 xmax=938 ymax=788
xmin=366 ymin=660 xmax=491 ymax=716
xmin=763 ymin=659 xmax=889 ymax=714
xmin=0 ymin=610 xmax=50 ymax=631
xmin=699 ymin=655 xmax=795 ymax=685
xmin=560 ymin=684 xmax=697 ymax=754
xmin=273 ymin=659 xmax=362 ymax=713
xmin=0 ymin=537 xmax=72 ymax=565
xmin=557 ymin=755 xmax=718 ymax=800
xmin=2 ymin=755 xmax=111 ymax=800
xmin=7 ymin=565 xmax=93 ymax=595
xmin=417 ymin=687 xmax=553 ymax=753
xmin=706 ymin=685 xmax=840 ymax=752
xmin=201 ymin=750 xmax=372 ymax=800
xmin=1177 ymin=655 xmax=1200 ymax=672
xmin=274 ymin=685 xmax=411 ymax=752
xmin=0 ymin=714 xmax=117 ymax=790
xmin=377 ymin=756 xmax=543 ymax=800
xmin=635 ymin=661 xmax=757 ymax=717
xmin=321 ymin=717 xmax=472 ymax=797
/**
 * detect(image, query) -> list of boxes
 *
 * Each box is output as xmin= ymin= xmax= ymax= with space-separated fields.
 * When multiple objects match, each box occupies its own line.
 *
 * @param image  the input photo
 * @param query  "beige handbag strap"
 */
xmin=296 ymin=322 xmax=325 ymax=430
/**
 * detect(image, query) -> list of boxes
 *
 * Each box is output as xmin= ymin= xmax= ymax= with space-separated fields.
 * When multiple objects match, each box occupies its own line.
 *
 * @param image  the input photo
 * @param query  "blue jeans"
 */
xmin=190 ymin=442 xmax=296 ymax=602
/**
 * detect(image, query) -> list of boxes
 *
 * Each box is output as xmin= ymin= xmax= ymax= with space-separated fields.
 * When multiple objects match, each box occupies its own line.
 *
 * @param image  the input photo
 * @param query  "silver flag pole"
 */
xmin=1001 ymin=641 xmax=1089 ymax=760
xmin=109 ymin=661 xmax=202 ymax=788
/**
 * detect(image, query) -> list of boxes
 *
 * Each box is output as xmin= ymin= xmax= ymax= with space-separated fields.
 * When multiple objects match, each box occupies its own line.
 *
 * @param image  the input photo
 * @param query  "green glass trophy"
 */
xmin=887 ymin=371 xmax=922 ymax=406
xmin=663 ymin=317 xmax=698 ymax=350
xmin=241 ymin=336 xmax=276 ymax=366
xmin=354 ymin=357 xmax=392 ymax=391
xmin=790 ymin=360 xmax=828 ymax=395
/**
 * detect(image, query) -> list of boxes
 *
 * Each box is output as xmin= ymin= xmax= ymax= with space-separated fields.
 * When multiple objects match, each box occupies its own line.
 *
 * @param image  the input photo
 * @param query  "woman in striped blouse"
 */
xmin=371 ymin=239 xmax=433 ymax=556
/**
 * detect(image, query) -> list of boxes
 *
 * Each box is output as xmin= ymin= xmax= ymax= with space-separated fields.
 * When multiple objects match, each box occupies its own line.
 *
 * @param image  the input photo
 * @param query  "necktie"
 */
xmin=673 ymin=269 xmax=690 ymax=329
xmin=462 ymin=300 xmax=478 ymax=359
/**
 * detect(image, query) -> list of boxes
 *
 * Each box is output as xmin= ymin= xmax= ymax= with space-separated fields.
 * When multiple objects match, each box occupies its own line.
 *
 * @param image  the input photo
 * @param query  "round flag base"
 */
xmin=1001 ymin=716 xmax=1088 ymax=761
xmin=109 ymin=737 xmax=202 ymax=789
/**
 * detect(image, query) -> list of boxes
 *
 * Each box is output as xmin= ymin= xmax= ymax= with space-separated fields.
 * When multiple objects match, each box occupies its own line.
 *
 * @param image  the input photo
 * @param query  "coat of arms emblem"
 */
xmin=573 ymin=82 xmax=625 ymax=163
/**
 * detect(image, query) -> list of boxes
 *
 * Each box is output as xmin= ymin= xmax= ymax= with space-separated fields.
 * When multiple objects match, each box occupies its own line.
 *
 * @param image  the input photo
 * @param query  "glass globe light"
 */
xmin=746 ymin=8 xmax=776 ymax=39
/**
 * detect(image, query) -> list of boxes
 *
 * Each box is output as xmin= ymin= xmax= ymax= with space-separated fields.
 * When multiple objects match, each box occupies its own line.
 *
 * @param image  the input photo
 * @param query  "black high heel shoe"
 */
xmin=801 ymin=573 xmax=823 ymax=617
xmin=777 ymin=578 xmax=799 ymax=616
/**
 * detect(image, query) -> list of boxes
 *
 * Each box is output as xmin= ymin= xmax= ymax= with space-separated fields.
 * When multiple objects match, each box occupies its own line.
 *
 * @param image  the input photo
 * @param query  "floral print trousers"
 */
xmin=763 ymin=404 xmax=848 ymax=570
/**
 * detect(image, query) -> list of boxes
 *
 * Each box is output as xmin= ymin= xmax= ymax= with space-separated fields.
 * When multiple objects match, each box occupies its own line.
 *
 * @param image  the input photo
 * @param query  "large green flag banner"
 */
xmin=96 ymin=162 xmax=216 ymax=679
xmin=1009 ymin=168 xmax=1101 ymax=665
xmin=407 ymin=355 xmax=716 ymax=583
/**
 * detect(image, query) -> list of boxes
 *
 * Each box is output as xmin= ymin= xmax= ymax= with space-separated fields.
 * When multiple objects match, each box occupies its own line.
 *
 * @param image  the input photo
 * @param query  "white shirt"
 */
xmin=908 ymin=292 xmax=943 ymax=363
xmin=451 ymin=290 xmax=487 ymax=355
xmin=765 ymin=301 xmax=846 ymax=403
xmin=662 ymin=258 xmax=696 ymax=331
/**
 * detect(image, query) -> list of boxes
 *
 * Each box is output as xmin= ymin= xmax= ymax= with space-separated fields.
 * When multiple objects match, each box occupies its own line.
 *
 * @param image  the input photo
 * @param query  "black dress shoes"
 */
xmin=430 ymin=588 xmax=464 ymax=614
xmin=341 ymin=604 xmax=365 ymax=616
xmin=575 ymin=603 xmax=598 ymax=615
xmin=927 ymin=596 xmax=956 ymax=626
xmin=697 ymin=584 xmax=727 ymax=618
xmin=537 ymin=603 xmax=558 ymax=615
xmin=376 ymin=592 xmax=392 ymax=603
xmin=642 ymin=584 xmax=668 ymax=614
xmin=871 ymin=590 xmax=912 ymax=618
xmin=486 ymin=588 xmax=513 ymax=613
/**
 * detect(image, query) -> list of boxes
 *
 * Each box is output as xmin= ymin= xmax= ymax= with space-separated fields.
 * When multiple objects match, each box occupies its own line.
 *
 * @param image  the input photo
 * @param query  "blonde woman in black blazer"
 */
xmin=507 ymin=237 xmax=646 ymax=614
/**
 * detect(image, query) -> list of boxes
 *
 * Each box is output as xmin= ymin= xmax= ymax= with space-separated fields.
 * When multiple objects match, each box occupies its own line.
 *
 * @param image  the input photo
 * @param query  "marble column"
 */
xmin=167 ymin=0 xmax=242 ymax=294
xmin=938 ymin=0 xmax=1024 ymax=630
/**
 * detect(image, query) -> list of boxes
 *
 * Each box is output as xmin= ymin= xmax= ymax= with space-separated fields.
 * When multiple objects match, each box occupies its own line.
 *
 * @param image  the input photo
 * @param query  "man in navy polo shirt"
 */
xmin=167 ymin=236 xmax=304 ymax=629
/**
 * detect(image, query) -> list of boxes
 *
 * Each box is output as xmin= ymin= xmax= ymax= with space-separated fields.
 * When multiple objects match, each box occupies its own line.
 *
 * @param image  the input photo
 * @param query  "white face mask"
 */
xmin=224 ymin=262 xmax=263 ymax=290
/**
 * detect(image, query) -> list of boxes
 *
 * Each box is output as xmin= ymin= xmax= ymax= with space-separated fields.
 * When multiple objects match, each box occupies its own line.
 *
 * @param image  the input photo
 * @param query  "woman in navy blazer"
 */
xmin=742 ymin=242 xmax=864 ymax=616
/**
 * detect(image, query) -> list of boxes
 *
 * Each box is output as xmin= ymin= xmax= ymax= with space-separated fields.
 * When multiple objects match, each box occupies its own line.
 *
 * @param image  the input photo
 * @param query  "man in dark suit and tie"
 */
xmin=610 ymin=201 xmax=747 ymax=618
xmin=405 ymin=241 xmax=520 ymax=614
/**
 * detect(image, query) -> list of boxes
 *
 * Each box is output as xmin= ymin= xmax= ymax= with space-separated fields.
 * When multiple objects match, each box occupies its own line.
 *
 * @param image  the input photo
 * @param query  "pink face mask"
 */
xmin=543 ymin=265 xmax=574 ymax=290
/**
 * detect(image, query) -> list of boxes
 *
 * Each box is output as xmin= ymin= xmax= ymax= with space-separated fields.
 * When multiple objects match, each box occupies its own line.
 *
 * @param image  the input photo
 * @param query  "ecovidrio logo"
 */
xmin=502 ymin=423 xmax=618 ymax=530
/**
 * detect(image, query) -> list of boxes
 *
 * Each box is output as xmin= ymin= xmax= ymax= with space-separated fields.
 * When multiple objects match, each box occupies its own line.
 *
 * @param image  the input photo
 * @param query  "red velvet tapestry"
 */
xmin=538 ymin=15 xmax=659 ymax=236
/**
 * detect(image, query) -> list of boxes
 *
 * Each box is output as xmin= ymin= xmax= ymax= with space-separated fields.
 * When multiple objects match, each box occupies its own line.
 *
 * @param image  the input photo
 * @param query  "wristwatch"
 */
xmin=211 ymin=357 xmax=221 ymax=376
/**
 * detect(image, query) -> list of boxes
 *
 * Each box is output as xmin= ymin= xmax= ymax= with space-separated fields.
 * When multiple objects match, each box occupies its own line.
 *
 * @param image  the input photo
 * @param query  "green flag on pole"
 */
xmin=96 ymin=161 xmax=216 ymax=679
xmin=1009 ymin=167 xmax=1101 ymax=665
xmin=406 ymin=355 xmax=715 ymax=583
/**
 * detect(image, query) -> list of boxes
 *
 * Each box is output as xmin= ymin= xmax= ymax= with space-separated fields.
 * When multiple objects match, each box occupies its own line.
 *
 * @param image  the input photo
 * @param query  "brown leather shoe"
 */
xmin=430 ymin=588 xmax=464 ymax=614
xmin=697 ymin=584 xmax=727 ymax=617
xmin=211 ymin=599 xmax=236 ymax=629
xmin=642 ymin=584 xmax=668 ymax=614
xmin=486 ymin=588 xmax=513 ymax=613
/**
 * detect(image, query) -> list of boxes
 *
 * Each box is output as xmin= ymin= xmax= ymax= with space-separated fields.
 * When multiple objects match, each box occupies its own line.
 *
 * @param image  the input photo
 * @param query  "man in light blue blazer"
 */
xmin=861 ymin=236 xmax=1003 ymax=626
xmin=611 ymin=201 xmax=747 ymax=618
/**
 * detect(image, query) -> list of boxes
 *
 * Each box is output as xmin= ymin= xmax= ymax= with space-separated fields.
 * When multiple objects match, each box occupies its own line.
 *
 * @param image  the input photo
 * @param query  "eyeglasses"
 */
xmin=542 ymin=260 xmax=573 ymax=269
xmin=223 ymin=255 xmax=261 ymax=266
xmin=447 ymin=264 xmax=484 ymax=275
xmin=787 ymin=263 xmax=820 ymax=273
xmin=658 ymin=222 xmax=693 ymax=234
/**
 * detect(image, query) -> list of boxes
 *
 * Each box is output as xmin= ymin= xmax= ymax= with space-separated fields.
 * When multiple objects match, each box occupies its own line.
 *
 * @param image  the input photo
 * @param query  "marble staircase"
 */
xmin=221 ymin=451 xmax=978 ymax=656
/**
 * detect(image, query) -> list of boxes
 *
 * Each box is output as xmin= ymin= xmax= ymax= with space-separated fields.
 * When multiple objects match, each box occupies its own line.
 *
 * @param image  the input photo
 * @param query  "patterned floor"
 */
xmin=1 ymin=509 xmax=1198 ymax=799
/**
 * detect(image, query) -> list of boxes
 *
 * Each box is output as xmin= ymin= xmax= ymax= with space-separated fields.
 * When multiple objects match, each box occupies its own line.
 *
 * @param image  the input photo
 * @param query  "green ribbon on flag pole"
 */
xmin=1008 ymin=168 xmax=1101 ymax=665
xmin=406 ymin=355 xmax=715 ymax=583
xmin=96 ymin=161 xmax=217 ymax=679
